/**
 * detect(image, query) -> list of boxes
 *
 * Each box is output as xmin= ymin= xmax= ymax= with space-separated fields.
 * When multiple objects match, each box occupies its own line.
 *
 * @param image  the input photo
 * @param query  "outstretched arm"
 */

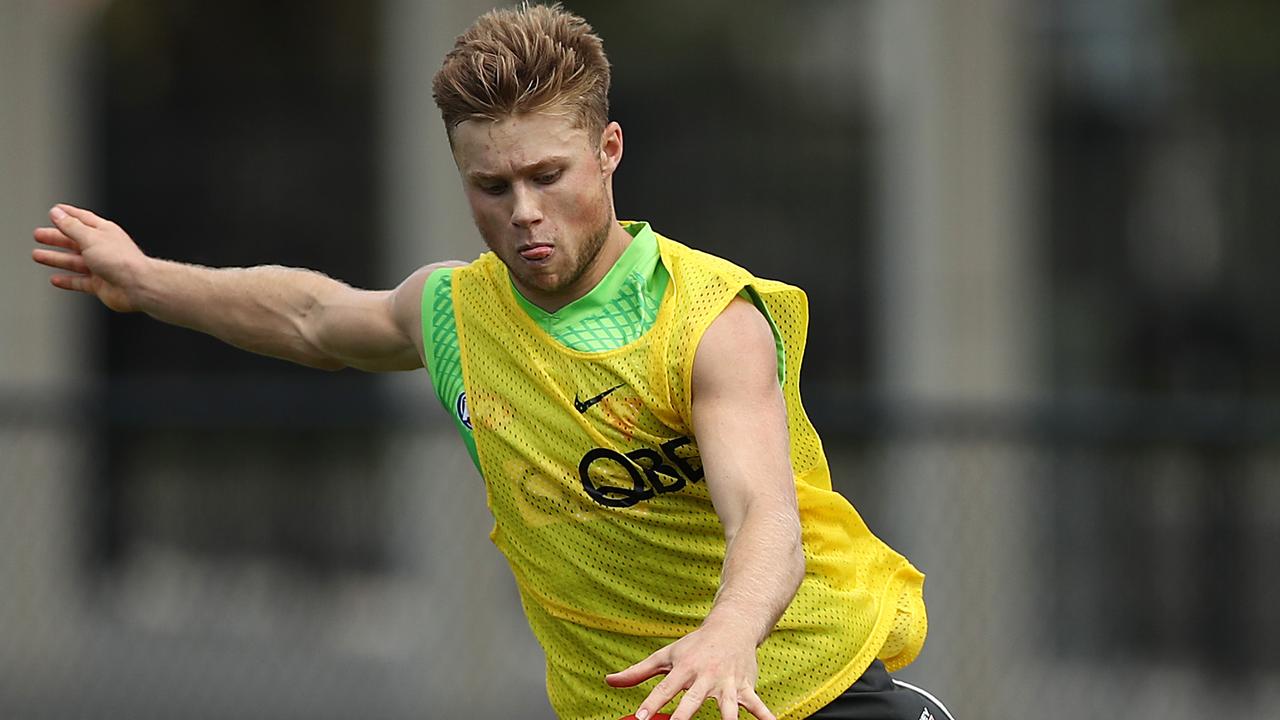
xmin=32 ymin=204 xmax=463 ymax=371
xmin=606 ymin=296 xmax=804 ymax=720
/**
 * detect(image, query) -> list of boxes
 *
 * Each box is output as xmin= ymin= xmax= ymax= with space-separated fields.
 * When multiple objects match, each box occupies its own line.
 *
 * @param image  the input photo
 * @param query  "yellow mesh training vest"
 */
xmin=453 ymin=233 xmax=926 ymax=720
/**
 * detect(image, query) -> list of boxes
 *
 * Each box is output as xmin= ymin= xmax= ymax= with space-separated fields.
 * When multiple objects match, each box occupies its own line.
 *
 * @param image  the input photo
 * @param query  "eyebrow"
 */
xmin=467 ymin=156 xmax=569 ymax=182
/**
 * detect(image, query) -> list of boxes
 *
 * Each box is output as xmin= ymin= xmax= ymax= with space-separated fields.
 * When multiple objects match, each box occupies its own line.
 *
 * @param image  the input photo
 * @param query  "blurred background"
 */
xmin=3 ymin=0 xmax=1278 ymax=717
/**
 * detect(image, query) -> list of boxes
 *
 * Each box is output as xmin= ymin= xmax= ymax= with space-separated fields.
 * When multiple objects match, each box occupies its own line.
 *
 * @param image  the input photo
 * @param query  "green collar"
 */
xmin=510 ymin=221 xmax=658 ymax=327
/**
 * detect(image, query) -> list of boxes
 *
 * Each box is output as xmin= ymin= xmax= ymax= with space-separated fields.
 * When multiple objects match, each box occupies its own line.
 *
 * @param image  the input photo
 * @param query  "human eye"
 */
xmin=478 ymin=181 xmax=508 ymax=196
xmin=534 ymin=169 xmax=563 ymax=185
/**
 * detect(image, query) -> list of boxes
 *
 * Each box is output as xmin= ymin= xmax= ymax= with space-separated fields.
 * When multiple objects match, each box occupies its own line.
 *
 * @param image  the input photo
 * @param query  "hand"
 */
xmin=32 ymin=204 xmax=147 ymax=312
xmin=606 ymin=622 xmax=776 ymax=720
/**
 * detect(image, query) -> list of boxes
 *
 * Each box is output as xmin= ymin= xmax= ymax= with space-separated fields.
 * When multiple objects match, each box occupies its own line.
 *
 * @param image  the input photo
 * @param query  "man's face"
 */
xmin=451 ymin=112 xmax=624 ymax=309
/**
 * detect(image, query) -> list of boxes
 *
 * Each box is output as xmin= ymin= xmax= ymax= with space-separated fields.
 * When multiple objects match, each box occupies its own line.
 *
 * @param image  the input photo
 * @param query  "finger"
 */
xmin=33 ymin=248 xmax=89 ymax=275
xmin=739 ymin=688 xmax=776 ymax=720
xmin=49 ymin=206 xmax=96 ymax=243
xmin=606 ymin=650 xmax=671 ymax=688
xmin=719 ymin=692 xmax=739 ymax=720
xmin=634 ymin=672 xmax=689 ymax=720
xmin=50 ymin=274 xmax=93 ymax=294
xmin=54 ymin=203 xmax=104 ymax=228
xmin=33 ymin=226 xmax=80 ymax=250
xmin=668 ymin=682 xmax=711 ymax=720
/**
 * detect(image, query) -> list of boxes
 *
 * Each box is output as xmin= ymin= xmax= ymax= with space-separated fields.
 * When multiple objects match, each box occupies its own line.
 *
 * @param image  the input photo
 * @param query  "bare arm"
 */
xmin=695 ymin=298 xmax=805 ymax=644
xmin=607 ymin=296 xmax=804 ymax=720
xmin=32 ymin=204 xmax=464 ymax=371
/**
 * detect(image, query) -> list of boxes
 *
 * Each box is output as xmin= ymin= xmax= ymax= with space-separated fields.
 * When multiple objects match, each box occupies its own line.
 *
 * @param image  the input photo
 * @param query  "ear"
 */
xmin=598 ymin=121 xmax=623 ymax=176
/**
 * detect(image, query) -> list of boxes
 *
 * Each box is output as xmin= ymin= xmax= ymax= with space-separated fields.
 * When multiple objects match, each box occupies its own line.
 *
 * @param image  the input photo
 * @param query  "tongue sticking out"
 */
xmin=520 ymin=246 xmax=553 ymax=261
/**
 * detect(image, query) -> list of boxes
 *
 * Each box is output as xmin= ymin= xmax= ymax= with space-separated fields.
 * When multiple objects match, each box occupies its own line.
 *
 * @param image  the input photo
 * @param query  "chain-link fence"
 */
xmin=3 ymin=387 xmax=1277 ymax=719
xmin=6 ymin=0 xmax=1280 ymax=717
xmin=0 ymin=382 xmax=549 ymax=719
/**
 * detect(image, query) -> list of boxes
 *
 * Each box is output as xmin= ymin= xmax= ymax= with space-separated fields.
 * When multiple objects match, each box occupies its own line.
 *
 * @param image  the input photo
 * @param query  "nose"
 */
xmin=510 ymin=184 xmax=543 ymax=228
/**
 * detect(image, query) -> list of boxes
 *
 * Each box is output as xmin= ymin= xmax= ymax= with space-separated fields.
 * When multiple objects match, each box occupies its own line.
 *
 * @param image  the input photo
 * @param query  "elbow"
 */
xmin=772 ymin=504 xmax=805 ymax=590
xmin=762 ymin=507 xmax=805 ymax=591
xmin=293 ymin=326 xmax=348 ymax=371
xmin=788 ymin=526 xmax=806 ymax=590
xmin=276 ymin=346 xmax=346 ymax=371
xmin=288 ymin=331 xmax=348 ymax=371
xmin=288 ymin=328 xmax=347 ymax=371
xmin=309 ymin=357 xmax=347 ymax=371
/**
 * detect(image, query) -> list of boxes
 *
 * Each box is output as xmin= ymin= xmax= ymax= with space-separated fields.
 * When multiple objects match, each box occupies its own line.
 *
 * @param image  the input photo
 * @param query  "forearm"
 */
xmin=38 ymin=205 xmax=428 ymax=372
xmin=132 ymin=258 xmax=350 ymax=369
xmin=703 ymin=503 xmax=805 ymax=646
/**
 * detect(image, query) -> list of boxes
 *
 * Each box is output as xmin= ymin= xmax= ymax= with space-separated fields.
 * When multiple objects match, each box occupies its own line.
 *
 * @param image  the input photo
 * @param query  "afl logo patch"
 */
xmin=455 ymin=392 xmax=472 ymax=430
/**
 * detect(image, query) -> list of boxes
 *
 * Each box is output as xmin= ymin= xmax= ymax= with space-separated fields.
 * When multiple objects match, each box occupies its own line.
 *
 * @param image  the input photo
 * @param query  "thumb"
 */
xmin=605 ymin=648 xmax=671 ymax=688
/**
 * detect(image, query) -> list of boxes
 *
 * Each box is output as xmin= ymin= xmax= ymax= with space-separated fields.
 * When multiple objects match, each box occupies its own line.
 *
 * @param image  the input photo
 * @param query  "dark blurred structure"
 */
xmin=93 ymin=0 xmax=387 ymax=585
xmin=1043 ymin=0 xmax=1280 ymax=676
xmin=2 ymin=1 xmax=1278 ymax=718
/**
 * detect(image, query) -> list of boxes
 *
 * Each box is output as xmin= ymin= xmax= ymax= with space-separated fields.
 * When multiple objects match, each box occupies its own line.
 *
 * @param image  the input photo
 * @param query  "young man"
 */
xmin=31 ymin=5 xmax=952 ymax=720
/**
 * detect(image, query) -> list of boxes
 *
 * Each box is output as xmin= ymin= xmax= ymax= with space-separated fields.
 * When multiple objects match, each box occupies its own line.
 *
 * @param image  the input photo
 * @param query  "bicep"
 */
xmin=690 ymin=297 xmax=798 ymax=541
xmin=312 ymin=261 xmax=465 ymax=372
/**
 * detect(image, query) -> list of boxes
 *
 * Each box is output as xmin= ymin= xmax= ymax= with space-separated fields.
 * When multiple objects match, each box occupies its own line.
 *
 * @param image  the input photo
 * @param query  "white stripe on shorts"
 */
xmin=891 ymin=678 xmax=957 ymax=720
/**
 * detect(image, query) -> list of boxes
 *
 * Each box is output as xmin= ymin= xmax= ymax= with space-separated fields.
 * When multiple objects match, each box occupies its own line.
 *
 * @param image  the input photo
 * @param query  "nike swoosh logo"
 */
xmin=574 ymin=384 xmax=624 ymax=414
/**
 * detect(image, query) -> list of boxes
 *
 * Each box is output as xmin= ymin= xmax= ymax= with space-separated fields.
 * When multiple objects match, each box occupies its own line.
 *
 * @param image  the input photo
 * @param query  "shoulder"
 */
xmin=691 ymin=296 xmax=778 ymax=397
xmin=702 ymin=295 xmax=774 ymax=343
xmin=391 ymin=260 xmax=470 ymax=342
xmin=658 ymin=234 xmax=752 ymax=283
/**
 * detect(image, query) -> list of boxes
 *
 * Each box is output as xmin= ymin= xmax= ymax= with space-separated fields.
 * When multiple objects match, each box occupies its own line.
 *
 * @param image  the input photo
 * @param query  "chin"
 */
xmin=516 ymin=270 xmax=564 ymax=293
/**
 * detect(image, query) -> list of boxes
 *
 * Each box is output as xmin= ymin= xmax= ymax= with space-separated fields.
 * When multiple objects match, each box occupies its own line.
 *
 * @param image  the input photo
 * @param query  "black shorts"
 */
xmin=808 ymin=660 xmax=956 ymax=720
